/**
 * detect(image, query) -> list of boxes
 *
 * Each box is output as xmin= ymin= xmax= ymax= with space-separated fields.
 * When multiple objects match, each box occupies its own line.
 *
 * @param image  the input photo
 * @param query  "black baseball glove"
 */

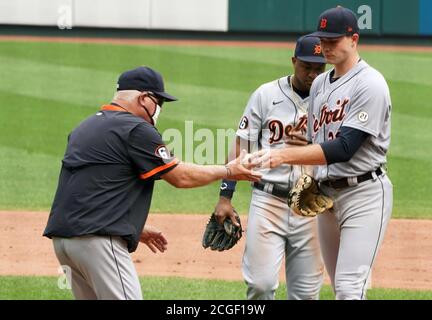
xmin=202 ymin=210 xmax=242 ymax=251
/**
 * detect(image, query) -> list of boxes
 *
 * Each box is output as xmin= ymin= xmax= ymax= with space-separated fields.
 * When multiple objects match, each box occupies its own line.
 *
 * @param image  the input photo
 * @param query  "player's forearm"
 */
xmin=281 ymin=144 xmax=327 ymax=165
xmin=226 ymin=137 xmax=250 ymax=164
xmin=174 ymin=163 xmax=229 ymax=188
xmin=219 ymin=137 xmax=248 ymax=200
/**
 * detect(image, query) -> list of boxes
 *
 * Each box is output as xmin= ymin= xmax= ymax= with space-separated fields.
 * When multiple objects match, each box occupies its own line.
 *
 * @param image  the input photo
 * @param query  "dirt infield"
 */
xmin=0 ymin=211 xmax=431 ymax=291
xmin=1 ymin=35 xmax=432 ymax=53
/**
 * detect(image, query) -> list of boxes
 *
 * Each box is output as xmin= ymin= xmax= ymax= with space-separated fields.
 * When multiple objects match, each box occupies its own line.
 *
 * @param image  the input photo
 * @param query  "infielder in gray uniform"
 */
xmin=215 ymin=36 xmax=326 ymax=300
xmin=252 ymin=7 xmax=393 ymax=300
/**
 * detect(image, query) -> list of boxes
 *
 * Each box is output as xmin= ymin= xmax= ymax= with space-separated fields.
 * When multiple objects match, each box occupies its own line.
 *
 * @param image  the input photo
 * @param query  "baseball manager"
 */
xmin=43 ymin=66 xmax=260 ymax=300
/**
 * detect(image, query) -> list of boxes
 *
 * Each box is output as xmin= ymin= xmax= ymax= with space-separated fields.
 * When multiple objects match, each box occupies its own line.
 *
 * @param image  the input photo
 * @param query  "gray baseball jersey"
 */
xmin=307 ymin=60 xmax=393 ymax=300
xmin=307 ymin=60 xmax=392 ymax=180
xmin=236 ymin=76 xmax=323 ymax=300
xmin=237 ymin=76 xmax=309 ymax=189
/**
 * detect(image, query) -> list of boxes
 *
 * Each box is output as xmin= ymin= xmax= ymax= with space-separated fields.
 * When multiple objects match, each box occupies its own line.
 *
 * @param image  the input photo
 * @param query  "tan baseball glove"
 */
xmin=288 ymin=174 xmax=333 ymax=217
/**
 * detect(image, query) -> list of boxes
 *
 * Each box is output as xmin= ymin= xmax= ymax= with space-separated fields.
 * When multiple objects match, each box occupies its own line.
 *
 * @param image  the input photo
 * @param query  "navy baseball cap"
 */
xmin=310 ymin=6 xmax=359 ymax=38
xmin=117 ymin=66 xmax=177 ymax=101
xmin=295 ymin=35 xmax=326 ymax=63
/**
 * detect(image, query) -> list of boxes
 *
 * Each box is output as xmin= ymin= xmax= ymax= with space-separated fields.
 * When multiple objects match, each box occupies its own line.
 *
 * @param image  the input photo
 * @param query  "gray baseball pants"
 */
xmin=318 ymin=174 xmax=393 ymax=300
xmin=53 ymin=235 xmax=142 ymax=300
xmin=242 ymin=188 xmax=324 ymax=300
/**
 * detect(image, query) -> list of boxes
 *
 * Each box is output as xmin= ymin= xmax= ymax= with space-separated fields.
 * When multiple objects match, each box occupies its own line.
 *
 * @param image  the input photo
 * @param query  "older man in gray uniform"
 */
xmin=253 ymin=7 xmax=393 ymax=300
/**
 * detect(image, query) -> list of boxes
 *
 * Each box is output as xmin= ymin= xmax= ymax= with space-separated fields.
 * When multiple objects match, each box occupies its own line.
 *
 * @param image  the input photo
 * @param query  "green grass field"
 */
xmin=1 ymin=276 xmax=431 ymax=300
xmin=0 ymin=40 xmax=431 ymax=218
xmin=0 ymin=39 xmax=431 ymax=300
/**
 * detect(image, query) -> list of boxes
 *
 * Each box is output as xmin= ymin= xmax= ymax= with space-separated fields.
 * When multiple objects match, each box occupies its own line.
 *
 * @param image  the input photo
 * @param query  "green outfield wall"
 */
xmin=229 ymin=0 xmax=432 ymax=36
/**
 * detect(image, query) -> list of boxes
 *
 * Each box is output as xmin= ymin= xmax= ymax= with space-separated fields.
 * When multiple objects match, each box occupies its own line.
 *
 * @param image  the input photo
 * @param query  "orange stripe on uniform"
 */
xmin=139 ymin=159 xmax=179 ymax=180
xmin=100 ymin=105 xmax=128 ymax=112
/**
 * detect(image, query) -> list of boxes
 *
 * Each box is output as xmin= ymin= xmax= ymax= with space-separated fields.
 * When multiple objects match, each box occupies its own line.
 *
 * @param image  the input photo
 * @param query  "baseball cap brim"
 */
xmin=153 ymin=91 xmax=178 ymax=102
xmin=309 ymin=31 xmax=346 ymax=38
xmin=297 ymin=55 xmax=326 ymax=64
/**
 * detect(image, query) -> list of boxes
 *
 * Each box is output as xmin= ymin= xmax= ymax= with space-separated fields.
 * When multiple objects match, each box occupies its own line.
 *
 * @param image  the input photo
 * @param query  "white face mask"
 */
xmin=152 ymin=104 xmax=161 ymax=126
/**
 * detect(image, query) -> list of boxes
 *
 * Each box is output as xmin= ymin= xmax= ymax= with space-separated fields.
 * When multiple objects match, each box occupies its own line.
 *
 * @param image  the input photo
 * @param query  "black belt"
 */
xmin=253 ymin=182 xmax=289 ymax=199
xmin=321 ymin=168 xmax=384 ymax=189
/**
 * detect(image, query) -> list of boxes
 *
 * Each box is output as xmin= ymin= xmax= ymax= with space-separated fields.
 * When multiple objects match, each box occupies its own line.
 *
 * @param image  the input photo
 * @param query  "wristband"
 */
xmin=219 ymin=179 xmax=237 ymax=199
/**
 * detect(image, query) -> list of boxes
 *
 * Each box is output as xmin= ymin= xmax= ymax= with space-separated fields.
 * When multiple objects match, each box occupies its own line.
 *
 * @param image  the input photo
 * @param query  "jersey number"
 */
xmin=155 ymin=146 xmax=170 ymax=159
xmin=239 ymin=116 xmax=249 ymax=130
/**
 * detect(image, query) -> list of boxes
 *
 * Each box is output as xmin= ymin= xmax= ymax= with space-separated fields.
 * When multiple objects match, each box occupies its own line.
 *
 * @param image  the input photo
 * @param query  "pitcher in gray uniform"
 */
xmin=253 ymin=7 xmax=393 ymax=300
xmin=215 ymin=36 xmax=326 ymax=300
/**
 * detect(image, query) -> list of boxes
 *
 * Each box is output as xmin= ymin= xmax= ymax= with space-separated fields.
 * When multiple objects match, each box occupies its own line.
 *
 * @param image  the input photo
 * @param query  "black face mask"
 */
xmin=140 ymin=95 xmax=161 ymax=126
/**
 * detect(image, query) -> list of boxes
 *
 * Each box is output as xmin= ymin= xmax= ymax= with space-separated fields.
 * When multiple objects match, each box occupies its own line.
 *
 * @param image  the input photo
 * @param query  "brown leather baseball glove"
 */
xmin=288 ymin=174 xmax=333 ymax=217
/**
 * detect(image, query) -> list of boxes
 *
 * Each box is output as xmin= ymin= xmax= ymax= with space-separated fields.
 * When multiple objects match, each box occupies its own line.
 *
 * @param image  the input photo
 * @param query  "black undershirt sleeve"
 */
xmin=320 ymin=126 xmax=369 ymax=164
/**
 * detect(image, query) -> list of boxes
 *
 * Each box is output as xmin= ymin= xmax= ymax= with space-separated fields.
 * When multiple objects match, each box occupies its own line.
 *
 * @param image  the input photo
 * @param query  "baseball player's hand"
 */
xmin=214 ymin=196 xmax=239 ymax=227
xmin=225 ymin=149 xmax=262 ymax=182
xmin=139 ymin=225 xmax=168 ymax=253
xmin=285 ymin=130 xmax=309 ymax=146
xmin=249 ymin=149 xmax=286 ymax=169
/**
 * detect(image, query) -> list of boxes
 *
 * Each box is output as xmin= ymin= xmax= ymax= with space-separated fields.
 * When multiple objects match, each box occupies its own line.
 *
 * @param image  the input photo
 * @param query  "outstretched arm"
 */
xmin=252 ymin=126 xmax=369 ymax=168
xmin=214 ymin=137 xmax=252 ymax=226
xmin=255 ymin=144 xmax=327 ymax=168
xmin=161 ymin=150 xmax=261 ymax=188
